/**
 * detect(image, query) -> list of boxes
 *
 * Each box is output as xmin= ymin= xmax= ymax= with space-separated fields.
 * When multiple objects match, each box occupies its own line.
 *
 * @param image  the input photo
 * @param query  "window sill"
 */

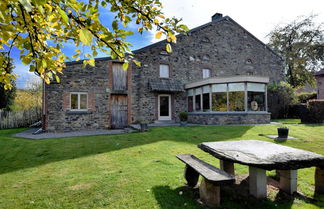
xmin=66 ymin=110 xmax=92 ymax=115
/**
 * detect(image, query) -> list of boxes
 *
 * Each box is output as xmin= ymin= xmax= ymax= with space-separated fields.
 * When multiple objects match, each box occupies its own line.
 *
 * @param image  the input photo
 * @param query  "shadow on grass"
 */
xmin=152 ymin=185 xmax=324 ymax=209
xmin=0 ymin=125 xmax=252 ymax=174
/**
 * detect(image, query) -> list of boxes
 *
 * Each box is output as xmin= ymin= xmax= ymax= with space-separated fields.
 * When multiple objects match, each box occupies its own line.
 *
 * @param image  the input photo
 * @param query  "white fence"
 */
xmin=0 ymin=107 xmax=42 ymax=129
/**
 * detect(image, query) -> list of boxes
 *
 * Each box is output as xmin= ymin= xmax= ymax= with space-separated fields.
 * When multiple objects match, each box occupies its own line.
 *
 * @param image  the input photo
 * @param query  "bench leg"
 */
xmin=249 ymin=166 xmax=267 ymax=199
xmin=199 ymin=177 xmax=220 ymax=207
xmin=184 ymin=165 xmax=199 ymax=187
xmin=278 ymin=170 xmax=297 ymax=194
xmin=220 ymin=160 xmax=235 ymax=175
xmin=315 ymin=167 xmax=324 ymax=195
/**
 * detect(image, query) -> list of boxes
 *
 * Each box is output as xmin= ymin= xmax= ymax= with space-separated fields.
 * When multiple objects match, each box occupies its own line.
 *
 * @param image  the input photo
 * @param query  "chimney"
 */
xmin=212 ymin=13 xmax=223 ymax=21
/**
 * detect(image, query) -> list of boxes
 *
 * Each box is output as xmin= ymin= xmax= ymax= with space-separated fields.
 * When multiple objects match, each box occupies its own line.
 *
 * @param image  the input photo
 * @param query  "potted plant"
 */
xmin=277 ymin=126 xmax=289 ymax=139
xmin=139 ymin=119 xmax=149 ymax=132
xmin=179 ymin=112 xmax=188 ymax=126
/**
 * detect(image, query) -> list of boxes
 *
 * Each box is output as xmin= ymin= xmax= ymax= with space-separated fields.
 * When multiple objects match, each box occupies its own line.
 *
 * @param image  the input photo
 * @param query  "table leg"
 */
xmin=199 ymin=177 xmax=220 ymax=207
xmin=278 ymin=170 xmax=297 ymax=194
xmin=249 ymin=166 xmax=267 ymax=198
xmin=220 ymin=160 xmax=235 ymax=175
xmin=315 ymin=167 xmax=324 ymax=195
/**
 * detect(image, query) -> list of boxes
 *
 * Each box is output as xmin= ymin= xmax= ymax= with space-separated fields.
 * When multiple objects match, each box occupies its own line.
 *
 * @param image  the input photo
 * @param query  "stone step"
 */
xmin=154 ymin=120 xmax=175 ymax=124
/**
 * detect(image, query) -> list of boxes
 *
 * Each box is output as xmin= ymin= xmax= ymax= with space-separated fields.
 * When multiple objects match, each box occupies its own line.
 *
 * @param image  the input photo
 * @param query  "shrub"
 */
xmin=267 ymin=82 xmax=298 ymax=119
xmin=179 ymin=112 xmax=188 ymax=121
xmin=301 ymin=100 xmax=324 ymax=123
xmin=297 ymin=92 xmax=317 ymax=103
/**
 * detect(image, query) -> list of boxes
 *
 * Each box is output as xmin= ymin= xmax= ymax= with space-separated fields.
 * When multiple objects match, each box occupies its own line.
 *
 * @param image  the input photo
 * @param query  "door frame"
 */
xmin=158 ymin=94 xmax=172 ymax=120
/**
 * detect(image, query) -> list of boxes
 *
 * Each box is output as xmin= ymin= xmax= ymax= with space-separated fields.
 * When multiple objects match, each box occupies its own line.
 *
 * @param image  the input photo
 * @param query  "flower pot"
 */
xmin=277 ymin=128 xmax=289 ymax=139
xmin=140 ymin=123 xmax=148 ymax=132
xmin=180 ymin=121 xmax=187 ymax=127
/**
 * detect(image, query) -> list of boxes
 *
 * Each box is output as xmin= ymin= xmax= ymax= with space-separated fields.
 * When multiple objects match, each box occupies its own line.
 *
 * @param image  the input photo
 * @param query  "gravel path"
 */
xmin=12 ymin=128 xmax=134 ymax=140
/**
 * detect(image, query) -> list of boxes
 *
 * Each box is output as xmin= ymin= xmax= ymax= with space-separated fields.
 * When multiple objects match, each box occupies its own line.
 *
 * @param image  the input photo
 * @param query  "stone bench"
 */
xmin=177 ymin=154 xmax=235 ymax=207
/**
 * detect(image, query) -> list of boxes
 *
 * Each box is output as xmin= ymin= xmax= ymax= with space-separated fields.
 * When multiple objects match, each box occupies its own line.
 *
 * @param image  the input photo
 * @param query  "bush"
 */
xmin=179 ymin=112 xmax=188 ymax=121
xmin=297 ymin=92 xmax=317 ymax=103
xmin=267 ymin=82 xmax=298 ymax=119
xmin=301 ymin=100 xmax=324 ymax=123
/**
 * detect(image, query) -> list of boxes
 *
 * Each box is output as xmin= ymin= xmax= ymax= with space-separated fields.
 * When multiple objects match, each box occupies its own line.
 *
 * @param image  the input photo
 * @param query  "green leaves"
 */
xmin=0 ymin=0 xmax=188 ymax=89
xmin=57 ymin=8 xmax=69 ymax=24
xmin=79 ymin=28 xmax=93 ymax=45
xmin=19 ymin=0 xmax=32 ymax=12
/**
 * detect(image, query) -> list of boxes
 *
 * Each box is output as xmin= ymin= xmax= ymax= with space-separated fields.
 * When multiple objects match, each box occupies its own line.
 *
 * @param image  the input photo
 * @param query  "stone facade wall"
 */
xmin=316 ymin=76 xmax=324 ymax=99
xmin=188 ymin=112 xmax=271 ymax=125
xmin=131 ymin=17 xmax=284 ymax=123
xmin=45 ymin=60 xmax=110 ymax=132
xmin=45 ymin=16 xmax=284 ymax=131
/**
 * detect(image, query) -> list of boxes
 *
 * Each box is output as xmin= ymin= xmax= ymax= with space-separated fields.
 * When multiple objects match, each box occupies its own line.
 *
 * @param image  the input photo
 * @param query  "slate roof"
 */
xmin=65 ymin=14 xmax=282 ymax=66
xmin=315 ymin=68 xmax=324 ymax=76
xmin=148 ymin=78 xmax=184 ymax=92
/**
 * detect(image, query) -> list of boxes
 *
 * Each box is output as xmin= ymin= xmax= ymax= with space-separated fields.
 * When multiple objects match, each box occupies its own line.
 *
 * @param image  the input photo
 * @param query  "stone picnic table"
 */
xmin=198 ymin=140 xmax=324 ymax=198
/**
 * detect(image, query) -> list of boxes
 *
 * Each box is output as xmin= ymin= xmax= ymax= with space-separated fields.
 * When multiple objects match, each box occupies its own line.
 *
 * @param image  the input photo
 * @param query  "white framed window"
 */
xmin=70 ymin=92 xmax=88 ymax=111
xmin=202 ymin=69 xmax=211 ymax=79
xmin=159 ymin=64 xmax=170 ymax=78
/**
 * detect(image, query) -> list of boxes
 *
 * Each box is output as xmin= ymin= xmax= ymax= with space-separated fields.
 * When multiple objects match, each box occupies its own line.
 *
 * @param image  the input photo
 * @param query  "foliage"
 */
xmin=301 ymin=100 xmax=324 ymax=123
xmin=0 ymin=0 xmax=189 ymax=89
xmin=0 ymin=54 xmax=16 ymax=110
xmin=297 ymin=91 xmax=317 ymax=103
xmin=1 ymin=125 xmax=324 ymax=208
xmin=268 ymin=82 xmax=298 ymax=118
xmin=10 ymin=79 xmax=42 ymax=111
xmin=268 ymin=15 xmax=324 ymax=88
xmin=179 ymin=111 xmax=188 ymax=121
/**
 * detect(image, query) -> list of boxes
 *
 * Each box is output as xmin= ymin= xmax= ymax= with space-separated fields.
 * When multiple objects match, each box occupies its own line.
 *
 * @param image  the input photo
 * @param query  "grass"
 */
xmin=272 ymin=118 xmax=301 ymax=124
xmin=0 ymin=124 xmax=324 ymax=209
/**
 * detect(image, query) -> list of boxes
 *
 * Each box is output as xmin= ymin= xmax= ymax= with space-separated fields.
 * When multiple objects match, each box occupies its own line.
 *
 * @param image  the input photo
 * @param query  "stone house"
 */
xmin=315 ymin=68 xmax=324 ymax=99
xmin=43 ymin=13 xmax=284 ymax=132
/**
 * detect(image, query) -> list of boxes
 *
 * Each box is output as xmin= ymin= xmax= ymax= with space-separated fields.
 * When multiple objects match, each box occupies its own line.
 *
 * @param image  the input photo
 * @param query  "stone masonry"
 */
xmin=44 ymin=14 xmax=284 ymax=132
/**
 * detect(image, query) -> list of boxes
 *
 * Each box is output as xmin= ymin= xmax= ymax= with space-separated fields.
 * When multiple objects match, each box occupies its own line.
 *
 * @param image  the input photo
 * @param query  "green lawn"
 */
xmin=0 ymin=124 xmax=324 ymax=209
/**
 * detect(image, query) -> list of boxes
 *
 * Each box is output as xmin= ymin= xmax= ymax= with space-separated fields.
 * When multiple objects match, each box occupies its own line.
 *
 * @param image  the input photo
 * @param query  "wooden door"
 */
xmin=111 ymin=95 xmax=128 ymax=128
xmin=112 ymin=63 xmax=127 ymax=91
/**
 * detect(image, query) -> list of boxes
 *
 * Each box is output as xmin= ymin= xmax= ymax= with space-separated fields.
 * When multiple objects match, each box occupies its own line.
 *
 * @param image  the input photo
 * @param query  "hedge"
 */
xmin=300 ymin=100 xmax=324 ymax=123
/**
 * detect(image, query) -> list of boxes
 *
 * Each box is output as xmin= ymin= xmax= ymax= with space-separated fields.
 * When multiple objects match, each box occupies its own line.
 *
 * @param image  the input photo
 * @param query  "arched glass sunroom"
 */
xmin=186 ymin=76 xmax=269 ymax=113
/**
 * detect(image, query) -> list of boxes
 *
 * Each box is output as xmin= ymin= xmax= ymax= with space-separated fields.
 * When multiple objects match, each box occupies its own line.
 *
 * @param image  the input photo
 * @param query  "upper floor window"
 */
xmin=202 ymin=69 xmax=211 ymax=79
xmin=70 ymin=92 xmax=88 ymax=111
xmin=160 ymin=64 xmax=170 ymax=78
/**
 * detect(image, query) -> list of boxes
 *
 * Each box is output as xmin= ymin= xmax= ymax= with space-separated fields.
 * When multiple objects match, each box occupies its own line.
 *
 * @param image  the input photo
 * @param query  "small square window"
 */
xmin=70 ymin=93 xmax=88 ymax=110
xmin=160 ymin=64 xmax=170 ymax=78
xmin=202 ymin=69 xmax=211 ymax=79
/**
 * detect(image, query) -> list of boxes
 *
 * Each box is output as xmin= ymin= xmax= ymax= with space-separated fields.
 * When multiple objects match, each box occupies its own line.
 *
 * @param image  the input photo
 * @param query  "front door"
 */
xmin=158 ymin=94 xmax=171 ymax=120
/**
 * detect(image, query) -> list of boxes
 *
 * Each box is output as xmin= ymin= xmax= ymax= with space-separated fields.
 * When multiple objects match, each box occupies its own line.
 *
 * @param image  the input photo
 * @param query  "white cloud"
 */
xmin=149 ymin=0 xmax=324 ymax=43
xmin=13 ymin=62 xmax=39 ymax=89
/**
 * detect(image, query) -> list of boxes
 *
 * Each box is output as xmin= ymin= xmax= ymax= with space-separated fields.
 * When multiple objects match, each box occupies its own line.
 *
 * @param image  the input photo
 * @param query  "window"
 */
xmin=247 ymin=83 xmax=266 ymax=111
xmin=186 ymin=80 xmax=268 ymax=113
xmin=70 ymin=93 xmax=88 ymax=110
xmin=212 ymin=84 xmax=227 ymax=112
xmin=187 ymin=89 xmax=193 ymax=112
xmin=202 ymin=86 xmax=210 ymax=111
xmin=195 ymin=88 xmax=202 ymax=111
xmin=159 ymin=64 xmax=169 ymax=78
xmin=228 ymin=83 xmax=245 ymax=111
xmin=202 ymin=69 xmax=211 ymax=79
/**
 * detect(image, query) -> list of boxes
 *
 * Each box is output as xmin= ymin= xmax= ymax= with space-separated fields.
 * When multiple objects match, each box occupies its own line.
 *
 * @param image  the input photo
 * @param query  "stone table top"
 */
xmin=198 ymin=140 xmax=324 ymax=170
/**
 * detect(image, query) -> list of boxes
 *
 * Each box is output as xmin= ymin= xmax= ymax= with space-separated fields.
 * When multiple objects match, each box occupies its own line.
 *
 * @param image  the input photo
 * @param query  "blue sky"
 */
xmin=10 ymin=0 xmax=324 ymax=88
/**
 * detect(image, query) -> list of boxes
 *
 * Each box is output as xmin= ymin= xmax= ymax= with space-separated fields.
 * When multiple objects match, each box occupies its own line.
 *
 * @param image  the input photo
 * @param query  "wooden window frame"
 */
xmin=202 ymin=69 xmax=211 ymax=79
xmin=159 ymin=64 xmax=170 ymax=78
xmin=70 ymin=92 xmax=88 ymax=111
